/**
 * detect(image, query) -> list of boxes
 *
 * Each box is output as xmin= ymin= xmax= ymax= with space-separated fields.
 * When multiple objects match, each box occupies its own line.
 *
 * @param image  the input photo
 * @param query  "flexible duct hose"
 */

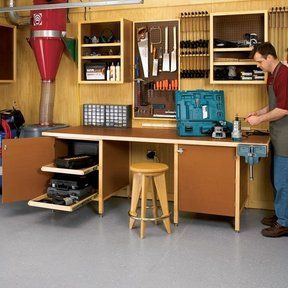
xmin=39 ymin=81 xmax=55 ymax=126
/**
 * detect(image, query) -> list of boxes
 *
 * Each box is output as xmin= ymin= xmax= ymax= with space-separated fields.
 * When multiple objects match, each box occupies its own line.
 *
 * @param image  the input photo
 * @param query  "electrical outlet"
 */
xmin=146 ymin=150 xmax=156 ymax=159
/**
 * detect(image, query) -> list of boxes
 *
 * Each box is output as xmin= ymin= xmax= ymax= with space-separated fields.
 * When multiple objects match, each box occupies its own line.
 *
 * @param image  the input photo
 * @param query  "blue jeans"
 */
xmin=272 ymin=154 xmax=288 ymax=227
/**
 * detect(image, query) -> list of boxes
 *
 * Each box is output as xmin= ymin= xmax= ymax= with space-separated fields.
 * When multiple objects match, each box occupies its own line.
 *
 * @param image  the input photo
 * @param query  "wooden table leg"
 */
xmin=235 ymin=153 xmax=241 ymax=232
xmin=174 ymin=144 xmax=179 ymax=225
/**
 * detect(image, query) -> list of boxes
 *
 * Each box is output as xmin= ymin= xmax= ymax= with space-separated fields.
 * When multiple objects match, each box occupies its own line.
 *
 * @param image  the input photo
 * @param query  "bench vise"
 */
xmin=237 ymin=144 xmax=268 ymax=180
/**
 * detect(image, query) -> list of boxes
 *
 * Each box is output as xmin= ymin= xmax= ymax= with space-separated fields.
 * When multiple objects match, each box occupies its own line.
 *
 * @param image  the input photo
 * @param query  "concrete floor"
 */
xmin=0 ymin=196 xmax=287 ymax=288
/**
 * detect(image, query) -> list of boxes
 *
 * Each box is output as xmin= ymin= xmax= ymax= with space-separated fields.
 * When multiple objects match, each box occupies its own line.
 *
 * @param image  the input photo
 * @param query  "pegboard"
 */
xmin=133 ymin=19 xmax=180 ymax=119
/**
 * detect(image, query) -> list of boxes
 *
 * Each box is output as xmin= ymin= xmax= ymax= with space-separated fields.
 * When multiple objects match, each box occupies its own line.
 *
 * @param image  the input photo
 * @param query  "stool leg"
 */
xmin=129 ymin=173 xmax=142 ymax=229
xmin=140 ymin=175 xmax=148 ymax=239
xmin=150 ymin=178 xmax=158 ymax=225
xmin=153 ymin=174 xmax=171 ymax=234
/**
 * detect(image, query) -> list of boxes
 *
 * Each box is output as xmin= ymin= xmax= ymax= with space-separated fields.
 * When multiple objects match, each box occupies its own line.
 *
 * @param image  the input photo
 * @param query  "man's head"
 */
xmin=251 ymin=42 xmax=279 ymax=73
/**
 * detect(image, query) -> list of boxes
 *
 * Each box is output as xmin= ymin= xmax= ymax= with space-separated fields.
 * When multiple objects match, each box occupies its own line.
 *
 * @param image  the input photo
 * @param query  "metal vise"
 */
xmin=237 ymin=144 xmax=268 ymax=180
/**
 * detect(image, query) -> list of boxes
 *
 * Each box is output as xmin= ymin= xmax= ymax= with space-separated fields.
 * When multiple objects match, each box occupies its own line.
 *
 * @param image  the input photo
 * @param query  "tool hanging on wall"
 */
xmin=162 ymin=26 xmax=170 ymax=71
xmin=134 ymin=20 xmax=179 ymax=119
xmin=180 ymin=10 xmax=210 ymax=79
xmin=150 ymin=26 xmax=162 ymax=54
xmin=269 ymin=6 xmax=288 ymax=63
xmin=171 ymin=26 xmax=177 ymax=72
xmin=137 ymin=26 xmax=149 ymax=78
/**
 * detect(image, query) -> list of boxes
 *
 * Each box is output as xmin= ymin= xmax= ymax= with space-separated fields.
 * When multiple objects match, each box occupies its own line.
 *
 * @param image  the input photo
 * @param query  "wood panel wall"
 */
xmin=1 ymin=0 xmax=287 ymax=209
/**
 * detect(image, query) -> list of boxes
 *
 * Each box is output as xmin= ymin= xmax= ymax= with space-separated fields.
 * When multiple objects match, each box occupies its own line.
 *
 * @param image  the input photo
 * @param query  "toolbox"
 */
xmin=176 ymin=90 xmax=226 ymax=136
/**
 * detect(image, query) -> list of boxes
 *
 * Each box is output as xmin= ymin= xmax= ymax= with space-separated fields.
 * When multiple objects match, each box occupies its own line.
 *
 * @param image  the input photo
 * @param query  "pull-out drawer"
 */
xmin=28 ymin=192 xmax=98 ymax=212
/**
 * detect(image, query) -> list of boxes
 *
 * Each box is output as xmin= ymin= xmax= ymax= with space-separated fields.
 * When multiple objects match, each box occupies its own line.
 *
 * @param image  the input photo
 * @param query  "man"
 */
xmin=246 ymin=42 xmax=288 ymax=237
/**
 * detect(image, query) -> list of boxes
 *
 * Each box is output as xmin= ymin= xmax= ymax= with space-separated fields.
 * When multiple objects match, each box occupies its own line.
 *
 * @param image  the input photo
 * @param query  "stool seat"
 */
xmin=130 ymin=162 xmax=168 ymax=174
xmin=129 ymin=162 xmax=171 ymax=239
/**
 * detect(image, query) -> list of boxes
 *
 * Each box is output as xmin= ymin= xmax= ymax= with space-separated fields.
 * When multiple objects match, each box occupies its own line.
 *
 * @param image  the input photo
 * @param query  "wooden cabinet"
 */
xmin=178 ymin=145 xmax=247 ymax=217
xmin=210 ymin=11 xmax=268 ymax=84
xmin=133 ymin=20 xmax=180 ymax=119
xmin=2 ymin=137 xmax=129 ymax=214
xmin=0 ymin=24 xmax=16 ymax=83
xmin=78 ymin=19 xmax=132 ymax=84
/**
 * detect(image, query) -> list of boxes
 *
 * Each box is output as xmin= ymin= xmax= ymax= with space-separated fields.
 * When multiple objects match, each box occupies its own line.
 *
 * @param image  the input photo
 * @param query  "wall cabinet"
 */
xmin=210 ymin=11 xmax=268 ymax=84
xmin=2 ymin=137 xmax=129 ymax=214
xmin=78 ymin=19 xmax=132 ymax=84
xmin=0 ymin=24 xmax=16 ymax=83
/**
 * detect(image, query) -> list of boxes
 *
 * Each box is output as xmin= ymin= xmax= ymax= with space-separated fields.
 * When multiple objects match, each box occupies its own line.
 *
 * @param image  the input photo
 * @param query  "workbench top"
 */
xmin=42 ymin=126 xmax=270 ymax=147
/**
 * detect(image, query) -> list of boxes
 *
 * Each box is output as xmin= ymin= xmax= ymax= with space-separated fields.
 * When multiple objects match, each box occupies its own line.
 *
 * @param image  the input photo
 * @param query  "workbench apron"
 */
xmin=268 ymin=63 xmax=288 ymax=157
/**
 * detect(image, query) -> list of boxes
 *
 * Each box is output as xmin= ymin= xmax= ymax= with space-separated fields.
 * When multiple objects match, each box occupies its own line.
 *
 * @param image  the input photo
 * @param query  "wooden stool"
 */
xmin=128 ymin=162 xmax=171 ymax=239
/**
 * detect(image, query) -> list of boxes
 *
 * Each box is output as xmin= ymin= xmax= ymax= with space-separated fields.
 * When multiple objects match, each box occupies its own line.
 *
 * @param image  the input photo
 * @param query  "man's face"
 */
xmin=254 ymin=52 xmax=271 ymax=72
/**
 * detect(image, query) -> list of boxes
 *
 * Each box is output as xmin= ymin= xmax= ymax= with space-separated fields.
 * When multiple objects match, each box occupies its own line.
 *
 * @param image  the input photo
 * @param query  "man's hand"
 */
xmin=246 ymin=111 xmax=258 ymax=118
xmin=246 ymin=115 xmax=262 ymax=126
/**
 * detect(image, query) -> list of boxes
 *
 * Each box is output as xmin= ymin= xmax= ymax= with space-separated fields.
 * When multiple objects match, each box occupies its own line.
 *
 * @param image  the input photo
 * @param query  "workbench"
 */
xmin=2 ymin=126 xmax=269 ymax=231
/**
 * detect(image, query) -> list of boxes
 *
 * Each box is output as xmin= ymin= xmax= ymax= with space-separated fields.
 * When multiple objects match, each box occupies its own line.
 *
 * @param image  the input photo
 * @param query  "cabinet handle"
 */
xmin=3 ymin=144 xmax=7 ymax=151
xmin=177 ymin=148 xmax=184 ymax=154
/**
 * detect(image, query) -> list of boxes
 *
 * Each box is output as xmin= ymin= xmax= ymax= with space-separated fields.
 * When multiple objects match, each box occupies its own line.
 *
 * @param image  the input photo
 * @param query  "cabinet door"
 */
xmin=178 ymin=145 xmax=235 ymax=216
xmin=2 ymin=137 xmax=55 ymax=203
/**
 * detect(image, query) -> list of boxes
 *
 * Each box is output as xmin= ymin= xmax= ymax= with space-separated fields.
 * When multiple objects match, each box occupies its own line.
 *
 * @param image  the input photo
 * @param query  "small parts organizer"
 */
xmin=133 ymin=20 xmax=180 ymax=119
xmin=83 ymin=104 xmax=132 ymax=128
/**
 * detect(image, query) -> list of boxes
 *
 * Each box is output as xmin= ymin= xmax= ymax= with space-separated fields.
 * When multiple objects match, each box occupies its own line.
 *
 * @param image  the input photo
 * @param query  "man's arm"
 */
xmin=246 ymin=106 xmax=269 ymax=118
xmin=246 ymin=107 xmax=288 ymax=126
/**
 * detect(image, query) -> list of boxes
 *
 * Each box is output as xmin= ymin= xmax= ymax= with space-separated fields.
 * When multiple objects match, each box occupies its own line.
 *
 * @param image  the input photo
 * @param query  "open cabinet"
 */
xmin=210 ymin=11 xmax=268 ymax=84
xmin=0 ymin=24 xmax=16 ymax=83
xmin=78 ymin=18 xmax=132 ymax=84
xmin=2 ymin=137 xmax=129 ymax=214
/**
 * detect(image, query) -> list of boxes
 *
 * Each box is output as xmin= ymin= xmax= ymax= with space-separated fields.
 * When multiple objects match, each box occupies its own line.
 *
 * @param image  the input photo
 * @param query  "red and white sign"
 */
xmin=33 ymin=13 xmax=42 ymax=26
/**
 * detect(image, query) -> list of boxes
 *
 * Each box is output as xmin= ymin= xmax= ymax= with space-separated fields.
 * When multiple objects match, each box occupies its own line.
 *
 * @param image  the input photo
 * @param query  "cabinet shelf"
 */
xmin=211 ymin=80 xmax=266 ymax=84
xmin=213 ymin=47 xmax=253 ymax=52
xmin=28 ymin=192 xmax=98 ymax=212
xmin=81 ymin=55 xmax=121 ymax=60
xmin=213 ymin=61 xmax=257 ymax=66
xmin=81 ymin=43 xmax=121 ymax=47
xmin=41 ymin=163 xmax=99 ymax=175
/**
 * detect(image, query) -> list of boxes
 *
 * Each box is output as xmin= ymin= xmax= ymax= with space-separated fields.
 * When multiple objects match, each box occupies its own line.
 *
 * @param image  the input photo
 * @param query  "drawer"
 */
xmin=28 ymin=192 xmax=98 ymax=212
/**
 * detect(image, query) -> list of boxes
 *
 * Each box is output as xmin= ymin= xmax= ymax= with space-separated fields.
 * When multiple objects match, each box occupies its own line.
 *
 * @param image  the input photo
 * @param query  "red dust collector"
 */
xmin=28 ymin=0 xmax=67 ymax=126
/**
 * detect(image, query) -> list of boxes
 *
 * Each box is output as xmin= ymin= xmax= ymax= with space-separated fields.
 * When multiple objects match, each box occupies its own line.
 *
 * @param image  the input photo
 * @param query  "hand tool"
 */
xmin=152 ymin=47 xmax=158 ymax=76
xmin=162 ymin=26 xmax=170 ymax=71
xmin=137 ymin=26 xmax=149 ymax=78
xmin=158 ymin=46 xmax=163 ymax=72
xmin=135 ymin=78 xmax=145 ymax=107
xmin=170 ymin=26 xmax=177 ymax=72
xmin=150 ymin=26 xmax=162 ymax=54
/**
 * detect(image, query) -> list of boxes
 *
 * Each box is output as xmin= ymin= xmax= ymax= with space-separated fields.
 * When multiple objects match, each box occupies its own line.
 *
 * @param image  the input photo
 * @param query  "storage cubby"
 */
xmin=2 ymin=136 xmax=129 ymax=215
xmin=28 ymin=140 xmax=99 ymax=212
xmin=210 ymin=11 xmax=268 ymax=84
xmin=0 ymin=24 xmax=16 ymax=83
xmin=78 ymin=19 xmax=132 ymax=84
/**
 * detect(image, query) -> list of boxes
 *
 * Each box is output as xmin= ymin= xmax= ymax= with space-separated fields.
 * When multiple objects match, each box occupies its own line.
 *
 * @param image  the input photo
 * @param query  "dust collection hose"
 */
xmin=39 ymin=80 xmax=55 ymax=126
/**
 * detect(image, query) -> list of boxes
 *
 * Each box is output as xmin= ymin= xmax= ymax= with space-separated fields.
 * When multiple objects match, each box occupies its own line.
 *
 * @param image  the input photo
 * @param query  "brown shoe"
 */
xmin=261 ymin=214 xmax=277 ymax=226
xmin=261 ymin=223 xmax=288 ymax=237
